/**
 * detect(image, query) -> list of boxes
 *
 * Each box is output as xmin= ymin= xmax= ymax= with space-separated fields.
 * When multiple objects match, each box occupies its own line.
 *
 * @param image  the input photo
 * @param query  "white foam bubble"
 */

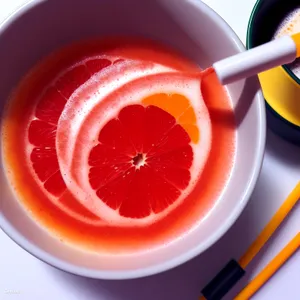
xmin=273 ymin=7 xmax=300 ymax=78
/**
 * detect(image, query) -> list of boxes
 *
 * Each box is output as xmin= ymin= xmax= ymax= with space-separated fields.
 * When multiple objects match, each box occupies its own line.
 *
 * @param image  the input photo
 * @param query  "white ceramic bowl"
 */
xmin=0 ymin=0 xmax=266 ymax=279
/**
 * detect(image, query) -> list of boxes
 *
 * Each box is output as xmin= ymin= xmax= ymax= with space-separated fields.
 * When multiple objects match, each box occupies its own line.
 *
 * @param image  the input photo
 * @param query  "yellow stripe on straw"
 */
xmin=238 ymin=181 xmax=300 ymax=269
xmin=292 ymin=33 xmax=300 ymax=58
xmin=234 ymin=233 xmax=300 ymax=300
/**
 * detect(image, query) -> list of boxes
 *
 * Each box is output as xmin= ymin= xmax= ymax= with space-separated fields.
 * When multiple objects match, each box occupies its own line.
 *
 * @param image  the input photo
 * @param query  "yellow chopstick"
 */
xmin=238 ymin=181 xmax=300 ymax=269
xmin=234 ymin=232 xmax=300 ymax=300
xmin=199 ymin=181 xmax=300 ymax=300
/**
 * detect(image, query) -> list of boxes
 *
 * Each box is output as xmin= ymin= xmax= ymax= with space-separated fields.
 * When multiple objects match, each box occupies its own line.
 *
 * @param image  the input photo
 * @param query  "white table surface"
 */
xmin=0 ymin=0 xmax=299 ymax=299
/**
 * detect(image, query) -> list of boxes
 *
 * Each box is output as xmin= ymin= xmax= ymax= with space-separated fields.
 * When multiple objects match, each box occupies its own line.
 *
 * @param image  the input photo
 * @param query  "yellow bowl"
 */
xmin=247 ymin=0 xmax=300 ymax=145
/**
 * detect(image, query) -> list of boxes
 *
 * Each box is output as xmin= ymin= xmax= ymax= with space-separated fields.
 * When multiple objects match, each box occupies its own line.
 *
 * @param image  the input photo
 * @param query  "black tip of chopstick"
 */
xmin=201 ymin=259 xmax=245 ymax=300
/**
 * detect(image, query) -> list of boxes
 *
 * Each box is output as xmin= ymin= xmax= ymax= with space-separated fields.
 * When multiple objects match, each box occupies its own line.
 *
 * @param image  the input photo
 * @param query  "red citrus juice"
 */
xmin=1 ymin=38 xmax=236 ymax=254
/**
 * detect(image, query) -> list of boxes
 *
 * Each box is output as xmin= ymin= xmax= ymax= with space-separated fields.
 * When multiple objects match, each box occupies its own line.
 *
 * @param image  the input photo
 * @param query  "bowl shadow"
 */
xmin=266 ymin=129 xmax=300 ymax=168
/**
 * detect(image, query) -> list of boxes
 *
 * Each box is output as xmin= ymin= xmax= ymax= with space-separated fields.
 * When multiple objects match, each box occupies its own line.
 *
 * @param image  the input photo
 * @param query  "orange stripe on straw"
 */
xmin=238 ymin=181 xmax=300 ymax=269
xmin=234 ymin=233 xmax=300 ymax=300
xmin=292 ymin=33 xmax=300 ymax=58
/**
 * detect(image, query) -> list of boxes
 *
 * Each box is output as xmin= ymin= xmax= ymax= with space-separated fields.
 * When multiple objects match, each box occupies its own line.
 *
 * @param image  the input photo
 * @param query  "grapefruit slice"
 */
xmin=27 ymin=55 xmax=124 ymax=224
xmin=57 ymin=71 xmax=212 ymax=226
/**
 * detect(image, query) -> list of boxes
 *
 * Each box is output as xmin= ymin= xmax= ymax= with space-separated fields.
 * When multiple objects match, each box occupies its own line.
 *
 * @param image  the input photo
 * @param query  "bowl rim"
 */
xmin=247 ymin=0 xmax=300 ymax=86
xmin=0 ymin=0 xmax=266 ymax=279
